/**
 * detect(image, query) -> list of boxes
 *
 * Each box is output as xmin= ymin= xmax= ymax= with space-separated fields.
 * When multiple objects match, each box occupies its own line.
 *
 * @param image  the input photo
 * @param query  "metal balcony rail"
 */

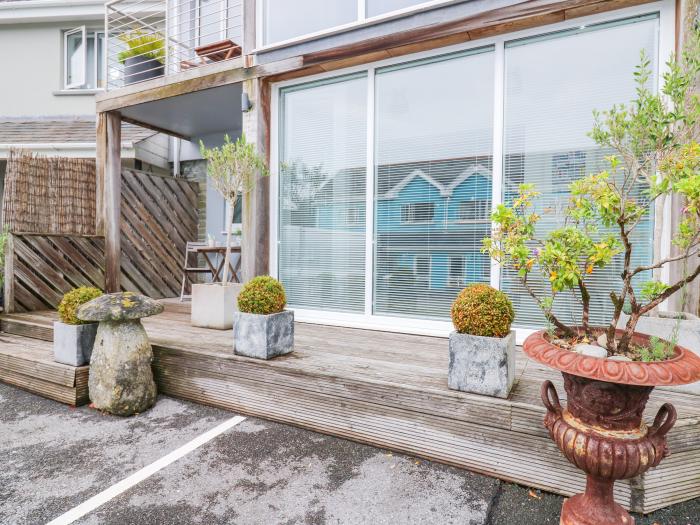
xmin=105 ymin=0 xmax=243 ymax=90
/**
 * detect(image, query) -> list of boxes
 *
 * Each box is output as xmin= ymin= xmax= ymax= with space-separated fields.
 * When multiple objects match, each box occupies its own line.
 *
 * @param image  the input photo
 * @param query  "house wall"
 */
xmin=0 ymin=21 xmax=103 ymax=117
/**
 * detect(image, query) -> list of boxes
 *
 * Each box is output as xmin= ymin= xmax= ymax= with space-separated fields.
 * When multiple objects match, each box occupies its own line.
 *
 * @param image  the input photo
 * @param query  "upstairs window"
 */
xmin=261 ymin=1 xmax=453 ymax=46
xmin=457 ymin=199 xmax=490 ymax=221
xmin=64 ymin=27 xmax=105 ymax=90
xmin=262 ymin=0 xmax=357 ymax=45
xmin=401 ymin=202 xmax=435 ymax=224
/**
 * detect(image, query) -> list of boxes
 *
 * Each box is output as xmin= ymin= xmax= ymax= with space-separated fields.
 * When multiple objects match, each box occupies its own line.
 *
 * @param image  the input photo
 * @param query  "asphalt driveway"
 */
xmin=0 ymin=383 xmax=697 ymax=525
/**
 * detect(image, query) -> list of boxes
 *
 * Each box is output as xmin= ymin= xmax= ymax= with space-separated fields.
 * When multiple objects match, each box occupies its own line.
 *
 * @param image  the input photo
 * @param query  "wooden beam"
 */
xmin=119 ymin=115 xmax=191 ymax=141
xmin=242 ymin=0 xmax=256 ymax=56
xmin=4 ymin=234 xmax=14 ymax=313
xmin=95 ymin=113 xmax=106 ymax=235
xmin=95 ymin=56 xmax=302 ymax=113
xmin=241 ymin=78 xmax=270 ymax=282
xmin=104 ymin=112 xmax=122 ymax=293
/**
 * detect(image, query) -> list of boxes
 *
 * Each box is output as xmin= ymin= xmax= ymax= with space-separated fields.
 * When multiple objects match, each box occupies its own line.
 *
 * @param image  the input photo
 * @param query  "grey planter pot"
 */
xmin=448 ymin=330 xmax=516 ymax=398
xmin=619 ymin=312 xmax=700 ymax=395
xmin=124 ymin=55 xmax=164 ymax=84
xmin=233 ymin=310 xmax=294 ymax=360
xmin=53 ymin=321 xmax=98 ymax=366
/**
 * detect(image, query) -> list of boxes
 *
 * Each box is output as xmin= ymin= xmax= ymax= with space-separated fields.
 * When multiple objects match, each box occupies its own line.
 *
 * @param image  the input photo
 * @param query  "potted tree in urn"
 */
xmin=233 ymin=276 xmax=293 ymax=359
xmin=448 ymin=284 xmax=515 ymax=398
xmin=484 ymin=32 xmax=700 ymax=525
xmin=53 ymin=287 xmax=103 ymax=366
xmin=192 ymin=135 xmax=268 ymax=329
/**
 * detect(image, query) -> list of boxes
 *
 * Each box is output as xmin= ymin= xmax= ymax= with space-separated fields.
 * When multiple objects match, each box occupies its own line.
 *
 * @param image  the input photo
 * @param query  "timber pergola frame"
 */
xmin=95 ymin=0 xmax=665 ymax=293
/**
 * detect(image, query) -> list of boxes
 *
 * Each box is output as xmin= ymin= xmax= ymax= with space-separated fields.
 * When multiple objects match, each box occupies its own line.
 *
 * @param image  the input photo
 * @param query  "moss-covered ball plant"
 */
xmin=237 ymin=276 xmax=286 ymax=315
xmin=57 ymin=286 xmax=103 ymax=325
xmin=451 ymin=284 xmax=514 ymax=338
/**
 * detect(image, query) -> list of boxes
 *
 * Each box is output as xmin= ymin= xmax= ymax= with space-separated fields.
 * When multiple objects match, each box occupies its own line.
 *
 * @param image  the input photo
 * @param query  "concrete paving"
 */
xmin=0 ymin=382 xmax=698 ymax=525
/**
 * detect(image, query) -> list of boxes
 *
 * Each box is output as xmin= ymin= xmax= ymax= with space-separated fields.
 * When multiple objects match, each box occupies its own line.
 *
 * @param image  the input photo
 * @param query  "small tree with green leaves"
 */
xmin=484 ymin=28 xmax=700 ymax=356
xmin=200 ymin=134 xmax=268 ymax=285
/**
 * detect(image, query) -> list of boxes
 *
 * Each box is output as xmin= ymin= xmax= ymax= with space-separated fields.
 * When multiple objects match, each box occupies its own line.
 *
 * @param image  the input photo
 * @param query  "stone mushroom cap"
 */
xmin=77 ymin=292 xmax=164 ymax=322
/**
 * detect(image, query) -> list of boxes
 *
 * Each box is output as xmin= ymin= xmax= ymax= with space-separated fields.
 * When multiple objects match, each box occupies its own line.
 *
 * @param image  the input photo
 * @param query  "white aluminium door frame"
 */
xmin=268 ymin=0 xmax=676 ymax=342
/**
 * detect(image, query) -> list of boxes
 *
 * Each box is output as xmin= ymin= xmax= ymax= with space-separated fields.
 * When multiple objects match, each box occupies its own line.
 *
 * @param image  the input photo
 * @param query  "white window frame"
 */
xmin=64 ymin=26 xmax=87 ymax=89
xmin=255 ymin=0 xmax=461 ymax=51
xmin=269 ymin=1 xmax=675 ymax=341
xmin=447 ymin=255 xmax=464 ymax=287
xmin=195 ymin=0 xmax=229 ymax=47
xmin=400 ymin=202 xmax=435 ymax=224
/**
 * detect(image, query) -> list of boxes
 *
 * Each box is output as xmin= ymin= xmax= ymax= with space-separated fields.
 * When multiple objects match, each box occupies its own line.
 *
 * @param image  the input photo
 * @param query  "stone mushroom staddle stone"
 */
xmin=77 ymin=292 xmax=163 ymax=416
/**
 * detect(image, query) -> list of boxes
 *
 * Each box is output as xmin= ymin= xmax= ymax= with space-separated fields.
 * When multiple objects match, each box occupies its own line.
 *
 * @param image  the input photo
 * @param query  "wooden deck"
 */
xmin=1 ymin=303 xmax=699 ymax=514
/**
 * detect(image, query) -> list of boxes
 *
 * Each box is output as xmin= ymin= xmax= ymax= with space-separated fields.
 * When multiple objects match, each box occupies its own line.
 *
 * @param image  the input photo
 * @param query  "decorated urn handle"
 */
xmin=650 ymin=402 xmax=677 ymax=437
xmin=540 ymin=380 xmax=562 ymax=415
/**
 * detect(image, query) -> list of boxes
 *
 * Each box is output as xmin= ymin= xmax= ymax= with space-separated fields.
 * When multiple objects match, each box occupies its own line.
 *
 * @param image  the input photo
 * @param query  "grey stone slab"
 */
xmin=233 ymin=310 xmax=294 ymax=360
xmin=448 ymin=330 xmax=515 ymax=398
xmin=53 ymin=321 xmax=97 ymax=366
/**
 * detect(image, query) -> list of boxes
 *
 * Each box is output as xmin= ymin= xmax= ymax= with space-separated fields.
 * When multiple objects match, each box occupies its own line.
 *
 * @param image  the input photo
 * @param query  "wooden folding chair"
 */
xmin=180 ymin=241 xmax=212 ymax=301
xmin=180 ymin=39 xmax=241 ymax=70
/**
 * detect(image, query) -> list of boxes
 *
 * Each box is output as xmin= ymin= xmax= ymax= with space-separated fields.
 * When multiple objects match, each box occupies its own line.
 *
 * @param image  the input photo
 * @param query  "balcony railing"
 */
xmin=105 ymin=0 xmax=243 ymax=90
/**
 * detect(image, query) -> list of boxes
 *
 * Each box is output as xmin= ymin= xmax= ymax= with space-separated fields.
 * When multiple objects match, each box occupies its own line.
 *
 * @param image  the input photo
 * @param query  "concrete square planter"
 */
xmin=53 ymin=321 xmax=98 ymax=366
xmin=191 ymin=283 xmax=241 ymax=330
xmin=448 ymin=330 xmax=516 ymax=398
xmin=233 ymin=310 xmax=294 ymax=360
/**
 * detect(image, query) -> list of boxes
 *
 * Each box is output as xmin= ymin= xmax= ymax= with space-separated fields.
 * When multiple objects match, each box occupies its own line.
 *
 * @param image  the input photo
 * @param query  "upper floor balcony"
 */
xmin=105 ymin=0 xmax=245 ymax=90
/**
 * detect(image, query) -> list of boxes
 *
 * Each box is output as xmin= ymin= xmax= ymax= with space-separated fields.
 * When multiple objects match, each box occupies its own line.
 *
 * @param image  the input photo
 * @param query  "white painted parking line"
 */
xmin=46 ymin=415 xmax=247 ymax=525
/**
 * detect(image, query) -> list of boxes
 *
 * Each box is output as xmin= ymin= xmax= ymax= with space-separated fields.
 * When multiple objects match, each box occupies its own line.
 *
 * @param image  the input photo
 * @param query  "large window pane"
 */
xmin=279 ymin=75 xmax=367 ymax=312
xmin=502 ymin=16 xmax=658 ymax=328
xmin=264 ymin=0 xmax=357 ymax=44
xmin=374 ymin=49 xmax=494 ymax=320
xmin=367 ymin=0 xmax=428 ymax=18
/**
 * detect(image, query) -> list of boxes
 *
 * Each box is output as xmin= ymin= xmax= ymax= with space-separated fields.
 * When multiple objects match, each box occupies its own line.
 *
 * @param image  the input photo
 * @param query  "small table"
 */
xmin=192 ymin=245 xmax=241 ymax=283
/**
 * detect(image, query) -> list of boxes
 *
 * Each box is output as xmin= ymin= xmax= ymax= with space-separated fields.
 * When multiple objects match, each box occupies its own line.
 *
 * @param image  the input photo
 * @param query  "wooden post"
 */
xmin=95 ymin=113 xmax=106 ymax=235
xmin=4 ymin=233 xmax=14 ymax=313
xmin=103 ymin=112 xmax=122 ymax=293
xmin=241 ymin=78 xmax=270 ymax=282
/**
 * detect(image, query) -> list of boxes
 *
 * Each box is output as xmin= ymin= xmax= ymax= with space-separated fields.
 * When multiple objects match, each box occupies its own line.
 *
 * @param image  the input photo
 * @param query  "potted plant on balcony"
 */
xmin=53 ymin=286 xmax=103 ymax=366
xmin=118 ymin=30 xmax=165 ymax=84
xmin=483 ymin=33 xmax=700 ymax=525
xmin=233 ymin=276 xmax=293 ymax=359
xmin=448 ymin=283 xmax=515 ymax=398
xmin=192 ymin=135 xmax=268 ymax=329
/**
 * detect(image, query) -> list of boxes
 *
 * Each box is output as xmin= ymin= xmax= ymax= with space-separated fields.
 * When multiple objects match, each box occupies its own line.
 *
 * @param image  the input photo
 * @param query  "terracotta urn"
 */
xmin=523 ymin=330 xmax=700 ymax=525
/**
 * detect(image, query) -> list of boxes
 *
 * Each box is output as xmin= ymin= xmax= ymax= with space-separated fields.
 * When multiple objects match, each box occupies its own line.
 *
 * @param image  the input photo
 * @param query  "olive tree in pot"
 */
xmin=53 ymin=287 xmax=103 ymax=366
xmin=448 ymin=284 xmax=515 ymax=398
xmin=483 ymin=31 xmax=700 ymax=525
xmin=233 ymin=276 xmax=293 ymax=359
xmin=192 ymin=135 xmax=268 ymax=329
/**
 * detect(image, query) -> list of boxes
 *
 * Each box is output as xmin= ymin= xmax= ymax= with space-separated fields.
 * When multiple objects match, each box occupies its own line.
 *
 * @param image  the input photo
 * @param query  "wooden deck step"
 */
xmin=0 ymin=332 xmax=88 ymax=406
xmin=1 ymin=308 xmax=699 ymax=513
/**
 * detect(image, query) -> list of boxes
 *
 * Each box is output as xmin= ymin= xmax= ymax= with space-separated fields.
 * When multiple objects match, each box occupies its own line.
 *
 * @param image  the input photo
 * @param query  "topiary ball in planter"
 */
xmin=234 ymin=276 xmax=293 ymax=360
xmin=54 ymin=287 xmax=103 ymax=366
xmin=448 ymin=284 xmax=516 ymax=398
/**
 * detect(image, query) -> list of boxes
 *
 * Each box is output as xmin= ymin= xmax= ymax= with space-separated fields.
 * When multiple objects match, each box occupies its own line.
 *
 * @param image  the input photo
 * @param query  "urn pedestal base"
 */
xmin=561 ymin=476 xmax=633 ymax=525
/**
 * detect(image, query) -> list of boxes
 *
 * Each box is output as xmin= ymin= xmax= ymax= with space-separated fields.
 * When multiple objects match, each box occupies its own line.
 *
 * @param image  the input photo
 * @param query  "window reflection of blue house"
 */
xmin=281 ymin=157 xmax=493 ymax=318
xmin=373 ymin=158 xmax=492 ymax=318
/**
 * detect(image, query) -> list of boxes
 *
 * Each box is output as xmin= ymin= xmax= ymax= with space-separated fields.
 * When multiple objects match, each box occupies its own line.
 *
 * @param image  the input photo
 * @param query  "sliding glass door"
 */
xmin=501 ymin=15 xmax=658 ymax=327
xmin=278 ymin=75 xmax=368 ymax=313
xmin=275 ymin=10 xmax=661 ymax=329
xmin=373 ymin=49 xmax=495 ymax=319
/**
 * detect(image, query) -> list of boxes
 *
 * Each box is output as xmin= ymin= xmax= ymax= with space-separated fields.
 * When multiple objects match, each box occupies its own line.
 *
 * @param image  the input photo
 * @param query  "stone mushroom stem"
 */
xmin=89 ymin=320 xmax=157 ymax=416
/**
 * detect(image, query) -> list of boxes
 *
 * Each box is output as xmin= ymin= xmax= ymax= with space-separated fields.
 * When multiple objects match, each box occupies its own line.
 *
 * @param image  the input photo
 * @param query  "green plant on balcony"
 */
xmin=117 ymin=30 xmax=165 ymax=64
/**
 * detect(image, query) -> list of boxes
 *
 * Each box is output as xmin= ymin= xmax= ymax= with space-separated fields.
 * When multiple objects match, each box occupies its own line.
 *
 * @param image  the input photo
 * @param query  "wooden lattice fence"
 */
xmin=120 ymin=170 xmax=199 ymax=298
xmin=2 ymin=158 xmax=199 ymax=312
xmin=2 ymin=150 xmax=97 ymax=236
xmin=5 ymin=234 xmax=105 ymax=312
